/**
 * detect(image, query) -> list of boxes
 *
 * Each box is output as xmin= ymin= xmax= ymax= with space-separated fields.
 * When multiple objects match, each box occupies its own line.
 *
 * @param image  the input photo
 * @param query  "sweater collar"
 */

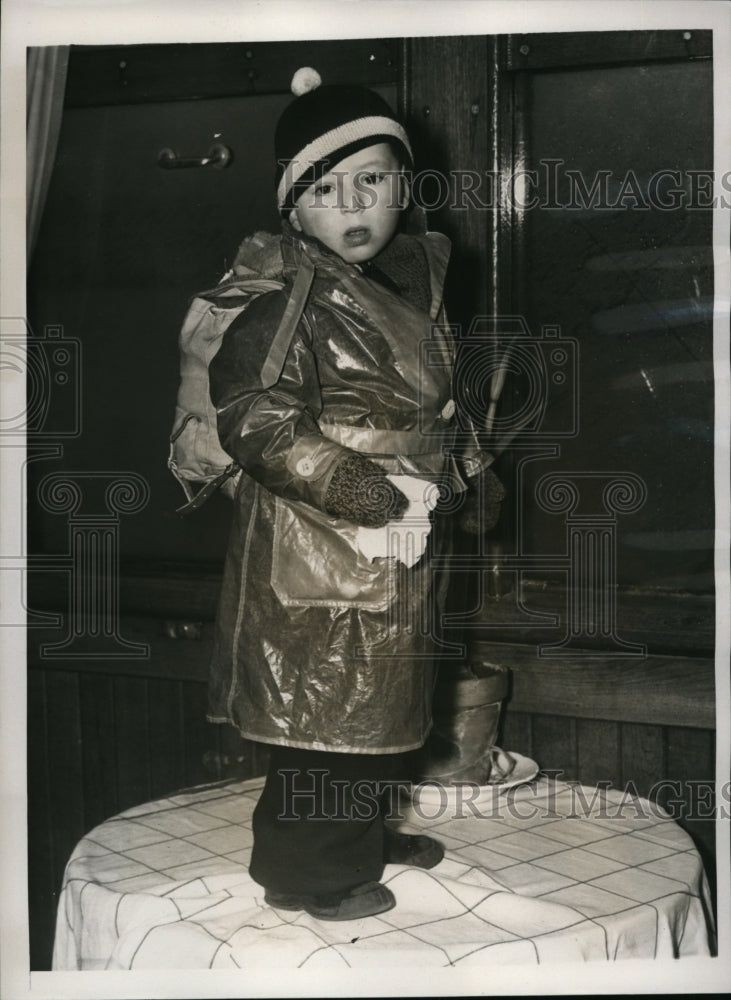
xmin=280 ymin=220 xmax=451 ymax=313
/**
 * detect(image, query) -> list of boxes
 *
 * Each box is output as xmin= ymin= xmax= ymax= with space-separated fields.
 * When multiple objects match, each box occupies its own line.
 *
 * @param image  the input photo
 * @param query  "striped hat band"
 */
xmin=276 ymin=115 xmax=413 ymax=211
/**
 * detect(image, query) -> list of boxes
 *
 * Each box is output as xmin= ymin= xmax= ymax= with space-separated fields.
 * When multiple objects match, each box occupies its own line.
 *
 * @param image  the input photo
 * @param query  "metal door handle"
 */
xmin=158 ymin=142 xmax=232 ymax=169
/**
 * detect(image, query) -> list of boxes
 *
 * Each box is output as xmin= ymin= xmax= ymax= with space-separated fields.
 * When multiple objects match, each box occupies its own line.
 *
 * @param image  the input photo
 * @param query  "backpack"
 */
xmin=168 ymin=232 xmax=314 ymax=514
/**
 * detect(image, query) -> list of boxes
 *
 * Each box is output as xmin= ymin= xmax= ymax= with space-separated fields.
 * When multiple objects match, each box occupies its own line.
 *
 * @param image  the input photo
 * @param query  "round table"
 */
xmin=53 ymin=775 xmax=715 ymax=969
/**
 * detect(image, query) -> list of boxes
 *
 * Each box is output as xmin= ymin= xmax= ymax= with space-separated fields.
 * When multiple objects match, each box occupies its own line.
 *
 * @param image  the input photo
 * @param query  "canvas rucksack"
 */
xmin=168 ymin=232 xmax=314 ymax=514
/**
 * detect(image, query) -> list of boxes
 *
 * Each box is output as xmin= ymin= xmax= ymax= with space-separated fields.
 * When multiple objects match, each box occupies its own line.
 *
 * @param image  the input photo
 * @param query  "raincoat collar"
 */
xmin=279 ymin=217 xmax=451 ymax=320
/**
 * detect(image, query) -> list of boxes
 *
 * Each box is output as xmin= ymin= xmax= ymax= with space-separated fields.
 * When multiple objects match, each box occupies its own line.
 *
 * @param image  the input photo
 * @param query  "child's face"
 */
xmin=289 ymin=142 xmax=407 ymax=264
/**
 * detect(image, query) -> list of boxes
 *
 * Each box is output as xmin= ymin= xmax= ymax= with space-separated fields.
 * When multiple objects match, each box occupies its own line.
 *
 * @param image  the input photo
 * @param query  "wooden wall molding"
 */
xmin=64 ymin=39 xmax=401 ymax=107
xmin=501 ymin=29 xmax=712 ymax=72
xmin=27 ymin=615 xmax=715 ymax=730
xmin=469 ymin=640 xmax=715 ymax=730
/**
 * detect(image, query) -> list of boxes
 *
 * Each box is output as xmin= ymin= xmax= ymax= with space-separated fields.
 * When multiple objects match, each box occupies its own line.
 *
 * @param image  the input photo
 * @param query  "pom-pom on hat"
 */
xmin=275 ymin=67 xmax=413 ymax=215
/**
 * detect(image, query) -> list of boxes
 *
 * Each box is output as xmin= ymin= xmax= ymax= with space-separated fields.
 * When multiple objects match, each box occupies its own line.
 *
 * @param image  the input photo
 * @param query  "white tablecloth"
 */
xmin=52 ymin=776 xmax=714 ymax=969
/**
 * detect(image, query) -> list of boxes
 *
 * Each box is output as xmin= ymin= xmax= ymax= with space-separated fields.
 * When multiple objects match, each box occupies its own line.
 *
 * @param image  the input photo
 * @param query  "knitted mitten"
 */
xmin=324 ymin=454 xmax=409 ymax=527
xmin=459 ymin=467 xmax=506 ymax=534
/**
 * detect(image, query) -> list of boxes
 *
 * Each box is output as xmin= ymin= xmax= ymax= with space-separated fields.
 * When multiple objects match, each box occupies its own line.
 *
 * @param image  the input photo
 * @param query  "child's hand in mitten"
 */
xmin=325 ymin=454 xmax=409 ymax=527
xmin=459 ymin=467 xmax=506 ymax=535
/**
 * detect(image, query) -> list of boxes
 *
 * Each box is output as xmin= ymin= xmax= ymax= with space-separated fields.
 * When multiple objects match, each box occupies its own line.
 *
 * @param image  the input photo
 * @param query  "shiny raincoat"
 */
xmin=207 ymin=222 xmax=490 ymax=753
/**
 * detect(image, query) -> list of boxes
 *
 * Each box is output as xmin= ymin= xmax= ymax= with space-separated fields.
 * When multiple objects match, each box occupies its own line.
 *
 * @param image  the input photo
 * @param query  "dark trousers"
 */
xmin=249 ymin=744 xmax=411 ymax=896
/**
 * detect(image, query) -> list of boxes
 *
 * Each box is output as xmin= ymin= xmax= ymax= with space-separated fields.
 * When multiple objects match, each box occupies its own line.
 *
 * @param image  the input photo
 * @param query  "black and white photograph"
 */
xmin=1 ymin=1 xmax=729 ymax=997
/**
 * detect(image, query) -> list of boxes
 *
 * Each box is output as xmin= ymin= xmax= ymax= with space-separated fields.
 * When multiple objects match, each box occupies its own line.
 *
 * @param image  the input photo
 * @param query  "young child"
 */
xmin=207 ymin=69 xmax=503 ymax=921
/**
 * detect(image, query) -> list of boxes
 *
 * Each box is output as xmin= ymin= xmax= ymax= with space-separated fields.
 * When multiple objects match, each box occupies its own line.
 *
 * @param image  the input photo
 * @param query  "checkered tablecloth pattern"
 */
xmin=52 ymin=776 xmax=714 ymax=969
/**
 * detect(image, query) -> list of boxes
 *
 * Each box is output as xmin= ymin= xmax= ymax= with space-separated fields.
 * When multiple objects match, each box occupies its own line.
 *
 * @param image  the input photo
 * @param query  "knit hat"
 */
xmin=275 ymin=67 xmax=413 ymax=215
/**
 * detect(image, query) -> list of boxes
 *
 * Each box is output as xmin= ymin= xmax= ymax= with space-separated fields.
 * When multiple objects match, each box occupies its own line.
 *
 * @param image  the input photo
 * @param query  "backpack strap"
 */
xmin=259 ymin=255 xmax=316 ymax=388
xmin=175 ymin=462 xmax=240 ymax=514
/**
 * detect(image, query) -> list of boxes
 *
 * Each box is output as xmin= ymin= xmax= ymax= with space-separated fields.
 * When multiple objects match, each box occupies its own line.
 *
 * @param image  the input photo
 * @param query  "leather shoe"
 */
xmin=265 ymin=881 xmax=395 ymax=920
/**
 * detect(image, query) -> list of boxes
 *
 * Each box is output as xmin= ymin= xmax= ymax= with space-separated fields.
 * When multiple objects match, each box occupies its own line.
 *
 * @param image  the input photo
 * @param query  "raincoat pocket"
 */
xmin=270 ymin=496 xmax=396 ymax=610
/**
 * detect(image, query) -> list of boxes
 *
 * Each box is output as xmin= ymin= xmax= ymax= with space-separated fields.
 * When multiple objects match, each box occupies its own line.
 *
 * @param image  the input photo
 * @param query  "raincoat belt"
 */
xmin=318 ymin=421 xmax=456 ymax=456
